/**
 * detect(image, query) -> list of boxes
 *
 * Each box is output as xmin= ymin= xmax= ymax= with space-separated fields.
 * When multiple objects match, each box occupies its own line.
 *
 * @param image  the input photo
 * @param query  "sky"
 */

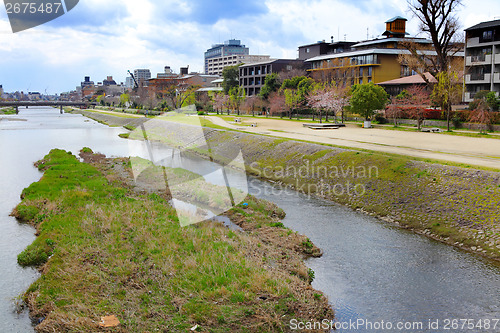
xmin=0 ymin=0 xmax=499 ymax=94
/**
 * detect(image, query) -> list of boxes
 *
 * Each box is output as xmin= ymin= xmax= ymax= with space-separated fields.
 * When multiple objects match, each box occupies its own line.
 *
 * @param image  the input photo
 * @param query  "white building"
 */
xmin=205 ymin=54 xmax=271 ymax=76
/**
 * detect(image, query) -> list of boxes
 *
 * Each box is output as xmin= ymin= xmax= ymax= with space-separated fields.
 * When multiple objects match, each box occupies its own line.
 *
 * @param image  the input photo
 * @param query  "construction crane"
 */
xmin=127 ymin=70 xmax=139 ymax=89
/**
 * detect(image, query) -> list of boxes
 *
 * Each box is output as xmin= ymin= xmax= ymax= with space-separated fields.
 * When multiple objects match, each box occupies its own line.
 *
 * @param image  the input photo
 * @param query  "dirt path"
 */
xmin=206 ymin=116 xmax=500 ymax=170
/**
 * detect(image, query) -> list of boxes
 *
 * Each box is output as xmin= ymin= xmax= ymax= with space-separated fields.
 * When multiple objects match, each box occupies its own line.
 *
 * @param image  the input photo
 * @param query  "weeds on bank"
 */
xmin=13 ymin=149 xmax=331 ymax=332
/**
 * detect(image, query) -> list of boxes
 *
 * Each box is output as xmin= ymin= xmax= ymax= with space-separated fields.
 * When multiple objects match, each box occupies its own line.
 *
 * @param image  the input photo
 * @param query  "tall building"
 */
xmin=463 ymin=19 xmax=500 ymax=102
xmin=305 ymin=17 xmax=463 ymax=85
xmin=133 ymin=69 xmax=152 ymax=86
xmin=0 ymin=85 xmax=3 ymax=97
xmin=204 ymin=39 xmax=250 ymax=74
xmin=206 ymin=54 xmax=271 ymax=76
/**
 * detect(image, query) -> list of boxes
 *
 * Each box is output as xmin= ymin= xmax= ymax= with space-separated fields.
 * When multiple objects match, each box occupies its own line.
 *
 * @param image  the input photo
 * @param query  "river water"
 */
xmin=1 ymin=108 xmax=499 ymax=332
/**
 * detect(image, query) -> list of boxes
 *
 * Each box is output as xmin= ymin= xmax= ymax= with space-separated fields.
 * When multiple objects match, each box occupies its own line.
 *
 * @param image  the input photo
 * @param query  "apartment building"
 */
xmin=464 ymin=19 xmax=500 ymax=102
xmin=305 ymin=17 xmax=462 ymax=85
xmin=133 ymin=69 xmax=152 ymax=86
xmin=239 ymin=59 xmax=304 ymax=96
xmin=206 ymin=54 xmax=271 ymax=76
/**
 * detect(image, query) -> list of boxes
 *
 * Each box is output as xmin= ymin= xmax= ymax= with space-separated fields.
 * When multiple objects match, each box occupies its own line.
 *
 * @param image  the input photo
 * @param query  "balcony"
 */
xmin=466 ymin=37 xmax=481 ymax=47
xmin=465 ymin=73 xmax=491 ymax=84
xmin=495 ymin=73 xmax=500 ymax=84
xmin=464 ymin=92 xmax=475 ymax=103
xmin=466 ymin=54 xmax=492 ymax=66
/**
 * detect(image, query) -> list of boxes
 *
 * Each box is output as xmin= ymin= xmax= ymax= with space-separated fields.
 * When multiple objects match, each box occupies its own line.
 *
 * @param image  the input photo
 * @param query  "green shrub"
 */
xmin=18 ymin=245 xmax=50 ymax=267
xmin=15 ymin=205 xmax=40 ymax=222
xmin=81 ymin=147 xmax=93 ymax=154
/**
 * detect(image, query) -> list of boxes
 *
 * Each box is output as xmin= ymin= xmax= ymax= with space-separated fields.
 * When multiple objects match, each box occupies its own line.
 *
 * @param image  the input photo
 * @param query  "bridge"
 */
xmin=0 ymin=101 xmax=97 ymax=114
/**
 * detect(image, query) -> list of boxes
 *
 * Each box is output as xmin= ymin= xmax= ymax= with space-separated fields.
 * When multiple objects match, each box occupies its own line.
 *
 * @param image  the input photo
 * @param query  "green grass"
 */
xmin=0 ymin=107 xmax=17 ymax=115
xmin=14 ymin=149 xmax=330 ymax=332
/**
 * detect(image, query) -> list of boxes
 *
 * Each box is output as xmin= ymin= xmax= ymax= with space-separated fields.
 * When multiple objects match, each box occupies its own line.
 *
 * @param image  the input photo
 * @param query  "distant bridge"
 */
xmin=0 ymin=101 xmax=97 ymax=114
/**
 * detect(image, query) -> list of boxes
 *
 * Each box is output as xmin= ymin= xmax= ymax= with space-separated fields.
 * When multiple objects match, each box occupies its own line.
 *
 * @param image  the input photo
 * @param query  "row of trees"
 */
xmin=213 ymin=68 xmax=389 ymax=124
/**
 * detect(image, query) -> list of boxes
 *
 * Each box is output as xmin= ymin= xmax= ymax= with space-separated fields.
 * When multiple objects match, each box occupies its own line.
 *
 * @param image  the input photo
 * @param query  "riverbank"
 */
xmin=73 ymin=110 xmax=500 ymax=262
xmin=13 ymin=149 xmax=332 ymax=332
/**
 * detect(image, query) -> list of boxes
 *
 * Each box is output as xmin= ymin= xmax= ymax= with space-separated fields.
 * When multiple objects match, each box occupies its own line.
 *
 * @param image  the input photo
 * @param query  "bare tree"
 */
xmin=278 ymin=68 xmax=308 ymax=82
xmin=244 ymin=95 xmax=262 ymax=116
xmin=268 ymin=92 xmax=287 ymax=117
xmin=403 ymin=0 xmax=464 ymax=131
xmin=406 ymin=86 xmax=431 ymax=131
xmin=405 ymin=0 xmax=463 ymax=75
xmin=386 ymin=94 xmax=408 ymax=127
xmin=469 ymin=98 xmax=494 ymax=134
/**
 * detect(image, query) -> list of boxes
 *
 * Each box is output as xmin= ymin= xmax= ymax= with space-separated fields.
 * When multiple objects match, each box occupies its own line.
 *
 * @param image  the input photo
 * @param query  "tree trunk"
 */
xmin=319 ymin=111 xmax=322 ymax=124
xmin=325 ymin=110 xmax=329 ymax=122
xmin=446 ymin=103 xmax=451 ymax=131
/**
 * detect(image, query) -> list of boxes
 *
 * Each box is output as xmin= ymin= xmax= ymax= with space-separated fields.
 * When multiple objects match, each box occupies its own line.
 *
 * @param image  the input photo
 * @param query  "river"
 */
xmin=1 ymin=107 xmax=499 ymax=332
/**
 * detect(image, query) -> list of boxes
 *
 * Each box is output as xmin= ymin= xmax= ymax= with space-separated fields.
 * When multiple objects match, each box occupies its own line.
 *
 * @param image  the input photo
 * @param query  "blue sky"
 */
xmin=0 ymin=0 xmax=499 ymax=94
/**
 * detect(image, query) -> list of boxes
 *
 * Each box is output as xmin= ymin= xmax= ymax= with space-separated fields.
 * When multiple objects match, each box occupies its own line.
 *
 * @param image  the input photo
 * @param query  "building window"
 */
xmin=286 ymin=65 xmax=293 ymax=71
xmin=306 ymin=48 xmax=310 ymax=53
xmin=483 ymin=30 xmax=493 ymax=42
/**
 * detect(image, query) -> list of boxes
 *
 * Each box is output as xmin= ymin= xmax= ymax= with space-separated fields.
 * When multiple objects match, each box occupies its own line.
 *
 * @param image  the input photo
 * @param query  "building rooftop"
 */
xmin=352 ymin=37 xmax=432 ymax=48
xmin=239 ymin=59 xmax=279 ymax=67
xmin=197 ymin=87 xmax=223 ymax=92
xmin=386 ymin=16 xmax=407 ymax=23
xmin=306 ymin=48 xmax=464 ymax=62
xmin=465 ymin=19 xmax=500 ymax=31
xmin=378 ymin=72 xmax=437 ymax=85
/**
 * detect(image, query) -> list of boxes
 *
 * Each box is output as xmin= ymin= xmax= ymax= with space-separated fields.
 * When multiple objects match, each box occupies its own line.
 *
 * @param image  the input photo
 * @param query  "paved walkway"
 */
xmin=206 ymin=116 xmax=500 ymax=170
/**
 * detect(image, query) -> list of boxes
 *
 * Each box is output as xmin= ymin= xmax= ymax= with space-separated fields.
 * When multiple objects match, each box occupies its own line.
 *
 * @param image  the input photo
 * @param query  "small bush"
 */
xmin=375 ymin=113 xmax=388 ymax=124
xmin=18 ymin=245 xmax=50 ymax=267
xmin=15 ymin=205 xmax=40 ymax=222
xmin=307 ymin=268 xmax=315 ymax=284
xmin=452 ymin=116 xmax=462 ymax=129
xmin=81 ymin=147 xmax=93 ymax=154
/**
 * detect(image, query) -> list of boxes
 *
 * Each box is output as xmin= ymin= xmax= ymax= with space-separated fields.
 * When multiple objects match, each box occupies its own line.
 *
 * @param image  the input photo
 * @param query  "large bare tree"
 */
xmin=405 ymin=0 xmax=463 ymax=75
xmin=402 ymin=0 xmax=464 ymax=131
